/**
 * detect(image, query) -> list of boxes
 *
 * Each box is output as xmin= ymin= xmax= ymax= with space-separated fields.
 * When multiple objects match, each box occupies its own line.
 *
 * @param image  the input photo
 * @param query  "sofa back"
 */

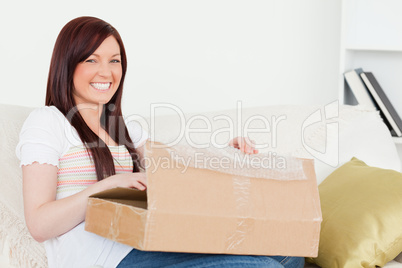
xmin=145 ymin=103 xmax=401 ymax=183
xmin=0 ymin=102 xmax=400 ymax=267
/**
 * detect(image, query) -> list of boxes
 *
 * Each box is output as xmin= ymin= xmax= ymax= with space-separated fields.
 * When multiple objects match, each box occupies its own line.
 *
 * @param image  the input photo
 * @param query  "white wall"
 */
xmin=0 ymin=0 xmax=341 ymax=117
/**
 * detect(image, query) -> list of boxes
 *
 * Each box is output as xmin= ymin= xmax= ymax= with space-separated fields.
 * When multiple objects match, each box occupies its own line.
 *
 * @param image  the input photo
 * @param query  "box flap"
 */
xmin=85 ymin=196 xmax=148 ymax=249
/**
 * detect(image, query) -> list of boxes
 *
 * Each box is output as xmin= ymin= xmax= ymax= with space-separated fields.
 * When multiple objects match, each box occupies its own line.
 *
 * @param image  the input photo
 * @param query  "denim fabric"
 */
xmin=116 ymin=249 xmax=304 ymax=268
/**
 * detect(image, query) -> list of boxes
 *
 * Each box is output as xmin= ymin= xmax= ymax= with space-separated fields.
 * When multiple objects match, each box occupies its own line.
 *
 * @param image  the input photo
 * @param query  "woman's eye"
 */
xmin=111 ymin=59 xmax=121 ymax=63
xmin=85 ymin=59 xmax=96 ymax=63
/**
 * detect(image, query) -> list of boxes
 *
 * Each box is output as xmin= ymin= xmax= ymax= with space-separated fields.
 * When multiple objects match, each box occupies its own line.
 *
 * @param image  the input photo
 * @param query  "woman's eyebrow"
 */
xmin=91 ymin=53 xmax=121 ymax=57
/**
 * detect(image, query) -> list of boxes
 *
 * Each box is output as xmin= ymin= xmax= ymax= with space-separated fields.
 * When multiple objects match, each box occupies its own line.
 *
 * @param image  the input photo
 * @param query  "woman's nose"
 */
xmin=97 ymin=62 xmax=112 ymax=77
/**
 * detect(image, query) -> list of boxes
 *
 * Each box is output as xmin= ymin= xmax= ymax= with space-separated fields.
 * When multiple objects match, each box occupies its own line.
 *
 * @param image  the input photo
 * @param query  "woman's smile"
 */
xmin=90 ymin=82 xmax=112 ymax=92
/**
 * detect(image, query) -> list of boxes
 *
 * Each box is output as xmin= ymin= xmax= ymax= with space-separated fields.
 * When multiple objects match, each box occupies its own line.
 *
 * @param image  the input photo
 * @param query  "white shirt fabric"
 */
xmin=16 ymin=106 xmax=149 ymax=268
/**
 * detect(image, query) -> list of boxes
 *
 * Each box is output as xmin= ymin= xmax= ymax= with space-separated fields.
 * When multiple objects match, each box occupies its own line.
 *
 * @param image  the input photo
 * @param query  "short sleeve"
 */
xmin=16 ymin=107 xmax=65 ymax=168
xmin=125 ymin=118 xmax=149 ymax=148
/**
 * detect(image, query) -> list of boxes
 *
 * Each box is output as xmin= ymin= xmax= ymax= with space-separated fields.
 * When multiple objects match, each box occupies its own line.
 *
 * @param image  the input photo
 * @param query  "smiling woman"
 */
xmin=45 ymin=16 xmax=136 ymax=180
xmin=15 ymin=16 xmax=303 ymax=268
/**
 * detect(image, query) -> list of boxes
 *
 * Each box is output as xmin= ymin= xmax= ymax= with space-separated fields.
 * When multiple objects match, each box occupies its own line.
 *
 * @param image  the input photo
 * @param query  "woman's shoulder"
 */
xmin=17 ymin=106 xmax=71 ymax=163
xmin=26 ymin=106 xmax=65 ymax=123
xmin=123 ymin=115 xmax=149 ymax=148
xmin=23 ymin=106 xmax=70 ymax=130
xmin=21 ymin=106 xmax=71 ymax=141
xmin=124 ymin=116 xmax=142 ymax=129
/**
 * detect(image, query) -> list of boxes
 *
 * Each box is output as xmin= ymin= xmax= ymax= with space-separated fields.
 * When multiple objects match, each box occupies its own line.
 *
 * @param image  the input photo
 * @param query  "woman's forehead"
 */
xmin=92 ymin=36 xmax=120 ymax=56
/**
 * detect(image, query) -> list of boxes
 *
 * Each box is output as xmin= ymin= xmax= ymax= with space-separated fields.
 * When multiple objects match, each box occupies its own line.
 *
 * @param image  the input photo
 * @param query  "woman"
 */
xmin=16 ymin=16 xmax=304 ymax=268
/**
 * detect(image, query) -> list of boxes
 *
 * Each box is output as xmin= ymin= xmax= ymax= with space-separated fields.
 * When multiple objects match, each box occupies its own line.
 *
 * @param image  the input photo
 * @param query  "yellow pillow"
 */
xmin=308 ymin=157 xmax=402 ymax=268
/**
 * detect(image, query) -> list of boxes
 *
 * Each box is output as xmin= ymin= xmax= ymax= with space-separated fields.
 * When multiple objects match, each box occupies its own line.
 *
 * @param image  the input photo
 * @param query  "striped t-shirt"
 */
xmin=56 ymin=145 xmax=134 ymax=199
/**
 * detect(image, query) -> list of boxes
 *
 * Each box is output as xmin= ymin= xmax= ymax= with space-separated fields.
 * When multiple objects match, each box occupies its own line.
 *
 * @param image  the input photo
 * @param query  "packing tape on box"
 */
xmin=108 ymin=205 xmax=122 ymax=240
xmin=161 ymin=143 xmax=307 ymax=181
xmin=226 ymin=175 xmax=254 ymax=250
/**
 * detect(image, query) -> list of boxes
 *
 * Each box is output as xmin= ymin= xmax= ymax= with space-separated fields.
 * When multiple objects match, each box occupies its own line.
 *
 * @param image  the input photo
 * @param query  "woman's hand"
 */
xmin=229 ymin=136 xmax=259 ymax=155
xmin=104 ymin=172 xmax=147 ymax=191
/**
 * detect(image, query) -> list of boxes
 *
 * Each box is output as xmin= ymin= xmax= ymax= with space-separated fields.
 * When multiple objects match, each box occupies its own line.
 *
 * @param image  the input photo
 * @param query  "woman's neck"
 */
xmin=74 ymin=103 xmax=119 ymax=146
xmin=76 ymin=103 xmax=103 ymax=130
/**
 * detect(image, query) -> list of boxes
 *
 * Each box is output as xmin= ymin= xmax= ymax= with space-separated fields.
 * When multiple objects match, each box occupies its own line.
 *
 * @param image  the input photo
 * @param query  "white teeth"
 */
xmin=91 ymin=83 xmax=111 ymax=90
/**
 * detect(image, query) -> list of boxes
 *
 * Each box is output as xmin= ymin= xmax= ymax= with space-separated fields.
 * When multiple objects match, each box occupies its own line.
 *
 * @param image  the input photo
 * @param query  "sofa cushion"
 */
xmin=308 ymin=157 xmax=402 ymax=267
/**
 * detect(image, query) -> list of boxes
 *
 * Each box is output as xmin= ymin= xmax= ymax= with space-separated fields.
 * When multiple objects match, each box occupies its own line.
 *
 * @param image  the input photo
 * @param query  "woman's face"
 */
xmin=72 ymin=36 xmax=122 ymax=106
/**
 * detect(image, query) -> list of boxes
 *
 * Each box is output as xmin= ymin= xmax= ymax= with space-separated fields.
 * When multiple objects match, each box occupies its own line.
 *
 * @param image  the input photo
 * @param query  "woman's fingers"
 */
xmin=228 ymin=136 xmax=258 ymax=154
xmin=242 ymin=137 xmax=256 ymax=154
xmin=107 ymin=173 xmax=148 ymax=190
xmin=228 ymin=137 xmax=240 ymax=149
xmin=132 ymin=180 xmax=146 ymax=191
xmin=132 ymin=173 xmax=147 ymax=190
xmin=244 ymin=137 xmax=252 ymax=154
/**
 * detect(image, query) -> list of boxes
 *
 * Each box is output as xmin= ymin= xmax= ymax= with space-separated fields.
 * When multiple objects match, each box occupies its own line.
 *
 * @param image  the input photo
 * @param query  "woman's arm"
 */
xmin=23 ymin=161 xmax=147 ymax=243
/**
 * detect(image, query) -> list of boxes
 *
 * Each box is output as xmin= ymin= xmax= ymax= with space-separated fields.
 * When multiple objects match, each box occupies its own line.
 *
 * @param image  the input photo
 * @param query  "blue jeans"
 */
xmin=116 ymin=249 xmax=304 ymax=268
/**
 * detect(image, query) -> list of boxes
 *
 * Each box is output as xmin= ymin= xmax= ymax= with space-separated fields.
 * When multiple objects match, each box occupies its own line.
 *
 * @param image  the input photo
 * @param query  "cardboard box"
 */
xmin=85 ymin=141 xmax=322 ymax=257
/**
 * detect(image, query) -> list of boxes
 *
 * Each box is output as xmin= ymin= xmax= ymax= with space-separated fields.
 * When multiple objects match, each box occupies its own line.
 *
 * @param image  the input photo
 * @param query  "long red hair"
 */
xmin=46 ymin=16 xmax=141 ymax=180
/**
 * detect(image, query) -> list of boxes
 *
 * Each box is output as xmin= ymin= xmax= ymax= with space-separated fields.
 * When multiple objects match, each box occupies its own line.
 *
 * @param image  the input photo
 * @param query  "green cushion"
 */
xmin=308 ymin=157 xmax=402 ymax=268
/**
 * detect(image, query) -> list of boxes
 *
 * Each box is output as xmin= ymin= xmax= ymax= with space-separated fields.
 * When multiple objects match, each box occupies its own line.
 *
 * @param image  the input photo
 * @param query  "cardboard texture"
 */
xmin=85 ymin=141 xmax=322 ymax=257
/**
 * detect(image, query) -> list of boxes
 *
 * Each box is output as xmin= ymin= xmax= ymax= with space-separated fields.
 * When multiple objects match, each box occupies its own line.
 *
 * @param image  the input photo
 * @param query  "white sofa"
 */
xmin=1 ymin=102 xmax=402 ymax=267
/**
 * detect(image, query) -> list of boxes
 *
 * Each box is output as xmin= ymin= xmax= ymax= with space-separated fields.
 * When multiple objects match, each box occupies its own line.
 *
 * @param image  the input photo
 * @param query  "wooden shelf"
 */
xmin=341 ymin=0 xmax=402 ymax=145
xmin=345 ymin=46 xmax=402 ymax=53
xmin=392 ymin=137 xmax=402 ymax=144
